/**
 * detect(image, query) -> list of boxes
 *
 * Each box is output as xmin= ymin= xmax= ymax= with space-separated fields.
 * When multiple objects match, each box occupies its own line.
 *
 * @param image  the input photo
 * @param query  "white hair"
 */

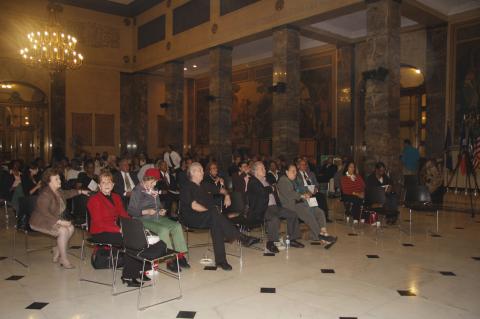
xmin=187 ymin=162 xmax=203 ymax=179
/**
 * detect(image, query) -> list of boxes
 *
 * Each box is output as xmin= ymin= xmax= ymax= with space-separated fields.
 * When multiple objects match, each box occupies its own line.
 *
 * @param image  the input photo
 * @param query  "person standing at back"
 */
xmin=164 ymin=144 xmax=181 ymax=174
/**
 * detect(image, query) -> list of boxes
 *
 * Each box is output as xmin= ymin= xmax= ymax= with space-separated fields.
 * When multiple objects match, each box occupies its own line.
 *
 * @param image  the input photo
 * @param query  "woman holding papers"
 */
xmin=277 ymin=164 xmax=337 ymax=249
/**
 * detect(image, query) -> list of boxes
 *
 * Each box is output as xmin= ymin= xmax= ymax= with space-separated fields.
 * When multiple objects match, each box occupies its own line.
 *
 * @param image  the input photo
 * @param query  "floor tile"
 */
xmin=25 ymin=302 xmax=49 ymax=310
xmin=260 ymin=287 xmax=276 ymax=293
xmin=321 ymin=269 xmax=335 ymax=273
xmin=439 ymin=271 xmax=456 ymax=276
xmin=366 ymin=255 xmax=380 ymax=258
xmin=177 ymin=311 xmax=196 ymax=318
xmin=5 ymin=275 xmax=24 ymax=281
xmin=397 ymin=290 xmax=416 ymax=296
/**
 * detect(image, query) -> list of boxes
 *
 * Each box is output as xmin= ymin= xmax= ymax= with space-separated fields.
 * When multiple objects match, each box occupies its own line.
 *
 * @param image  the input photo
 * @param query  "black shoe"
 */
xmin=166 ymin=261 xmax=181 ymax=273
xmin=324 ymin=236 xmax=337 ymax=250
xmin=240 ymin=234 xmax=260 ymax=247
xmin=266 ymin=241 xmax=279 ymax=254
xmin=289 ymin=239 xmax=305 ymax=248
xmin=178 ymin=257 xmax=191 ymax=269
xmin=121 ymin=277 xmax=141 ymax=287
xmin=216 ymin=261 xmax=233 ymax=271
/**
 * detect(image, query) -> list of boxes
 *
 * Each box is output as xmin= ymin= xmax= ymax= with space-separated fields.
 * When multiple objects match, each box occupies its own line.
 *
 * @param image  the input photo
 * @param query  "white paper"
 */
xmin=307 ymin=197 xmax=318 ymax=207
xmin=87 ymin=179 xmax=98 ymax=191
xmin=307 ymin=185 xmax=316 ymax=193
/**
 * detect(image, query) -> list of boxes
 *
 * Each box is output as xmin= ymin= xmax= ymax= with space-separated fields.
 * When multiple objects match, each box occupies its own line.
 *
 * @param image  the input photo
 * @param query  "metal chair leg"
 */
xmin=436 ymin=210 xmax=439 ymax=233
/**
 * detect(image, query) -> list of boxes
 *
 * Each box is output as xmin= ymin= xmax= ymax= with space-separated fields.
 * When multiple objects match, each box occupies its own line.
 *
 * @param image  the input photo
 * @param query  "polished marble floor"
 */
xmin=1 ymin=200 xmax=480 ymax=319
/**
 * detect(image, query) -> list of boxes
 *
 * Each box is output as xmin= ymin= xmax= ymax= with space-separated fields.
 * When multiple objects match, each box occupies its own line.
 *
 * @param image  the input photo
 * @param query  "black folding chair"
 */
xmin=404 ymin=185 xmax=440 ymax=236
xmin=118 ymin=217 xmax=182 ymax=311
xmin=12 ymin=195 xmax=54 ymax=268
xmin=79 ymin=206 xmax=121 ymax=293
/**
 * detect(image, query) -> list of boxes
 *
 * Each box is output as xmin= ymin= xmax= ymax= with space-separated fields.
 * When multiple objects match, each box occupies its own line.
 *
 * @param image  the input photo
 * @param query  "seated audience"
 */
xmin=202 ymin=162 xmax=226 ymax=209
xmin=29 ymin=168 xmax=89 ymax=269
xmin=266 ymin=161 xmax=281 ymax=185
xmin=421 ymin=158 xmax=444 ymax=205
xmin=228 ymin=155 xmax=241 ymax=177
xmin=340 ymin=161 xmax=365 ymax=222
xmin=277 ymin=164 xmax=337 ymax=248
xmin=128 ymin=168 xmax=189 ymax=272
xmin=179 ymin=162 xmax=259 ymax=271
xmin=247 ymin=161 xmax=304 ymax=253
xmin=318 ymin=156 xmax=337 ymax=183
xmin=176 ymin=158 xmax=193 ymax=190
xmin=296 ymin=159 xmax=332 ymax=223
xmin=77 ymin=159 xmax=98 ymax=191
xmin=365 ymin=162 xmax=399 ymax=224
xmin=87 ymin=172 xmax=146 ymax=287
xmin=113 ymin=158 xmax=138 ymax=208
xmin=231 ymin=161 xmax=250 ymax=211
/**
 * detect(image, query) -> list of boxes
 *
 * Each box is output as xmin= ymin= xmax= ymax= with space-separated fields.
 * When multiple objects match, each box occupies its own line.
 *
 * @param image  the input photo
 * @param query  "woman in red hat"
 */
xmin=128 ymin=168 xmax=189 ymax=272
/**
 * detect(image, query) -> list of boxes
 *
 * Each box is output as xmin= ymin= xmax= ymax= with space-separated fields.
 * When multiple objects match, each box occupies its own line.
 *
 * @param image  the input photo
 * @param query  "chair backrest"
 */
xmin=405 ymin=185 xmax=431 ymax=203
xmin=119 ymin=217 xmax=148 ymax=251
xmin=366 ymin=186 xmax=387 ymax=205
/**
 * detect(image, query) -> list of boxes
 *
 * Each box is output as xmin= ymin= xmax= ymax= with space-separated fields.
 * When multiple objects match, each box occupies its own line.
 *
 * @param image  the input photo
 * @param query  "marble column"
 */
xmin=164 ymin=61 xmax=184 ymax=153
xmin=209 ymin=46 xmax=232 ymax=172
xmin=50 ymin=70 xmax=66 ymax=161
xmin=336 ymin=45 xmax=355 ymax=157
xmin=425 ymin=24 xmax=447 ymax=158
xmin=120 ymin=73 xmax=148 ymax=155
xmin=272 ymin=26 xmax=300 ymax=162
xmin=364 ymin=0 xmax=401 ymax=183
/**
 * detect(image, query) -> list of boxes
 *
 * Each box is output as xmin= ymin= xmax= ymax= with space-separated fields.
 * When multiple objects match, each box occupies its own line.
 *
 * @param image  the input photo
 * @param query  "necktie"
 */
xmin=124 ymin=172 xmax=132 ymax=192
xmin=244 ymin=176 xmax=249 ymax=192
xmin=303 ymin=172 xmax=312 ymax=185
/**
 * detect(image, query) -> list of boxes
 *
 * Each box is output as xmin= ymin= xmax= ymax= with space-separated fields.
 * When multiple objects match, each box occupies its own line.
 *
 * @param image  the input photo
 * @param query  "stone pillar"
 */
xmin=50 ymin=70 xmax=66 ymax=161
xmin=272 ymin=26 xmax=300 ymax=162
xmin=336 ymin=45 xmax=355 ymax=157
xmin=164 ymin=61 xmax=184 ymax=153
xmin=425 ymin=25 xmax=447 ymax=158
xmin=364 ymin=0 xmax=401 ymax=183
xmin=120 ymin=73 xmax=148 ymax=155
xmin=209 ymin=46 xmax=232 ymax=172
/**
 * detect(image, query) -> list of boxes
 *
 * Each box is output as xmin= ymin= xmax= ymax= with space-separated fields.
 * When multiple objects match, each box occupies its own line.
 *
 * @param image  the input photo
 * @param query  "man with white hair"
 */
xmin=179 ymin=162 xmax=259 ymax=271
xmin=247 ymin=161 xmax=304 ymax=253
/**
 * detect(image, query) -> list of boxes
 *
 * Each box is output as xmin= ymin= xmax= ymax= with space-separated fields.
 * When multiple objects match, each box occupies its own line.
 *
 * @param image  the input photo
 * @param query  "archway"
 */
xmin=0 ymin=81 xmax=48 ymax=162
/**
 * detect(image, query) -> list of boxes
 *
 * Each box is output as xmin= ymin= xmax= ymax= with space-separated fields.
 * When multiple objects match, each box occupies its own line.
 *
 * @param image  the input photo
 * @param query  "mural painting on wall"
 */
xmin=454 ymin=22 xmax=480 ymax=138
xmin=231 ymin=77 xmax=272 ymax=148
xmin=300 ymin=66 xmax=333 ymax=152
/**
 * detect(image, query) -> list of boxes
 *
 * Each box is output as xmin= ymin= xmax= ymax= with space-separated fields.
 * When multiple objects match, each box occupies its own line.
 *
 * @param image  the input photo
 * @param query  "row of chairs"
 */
xmin=341 ymin=185 xmax=440 ymax=236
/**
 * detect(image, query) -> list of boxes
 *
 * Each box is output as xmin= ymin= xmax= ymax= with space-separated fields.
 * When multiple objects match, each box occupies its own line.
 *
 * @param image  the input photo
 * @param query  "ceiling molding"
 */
xmin=298 ymin=26 xmax=353 ymax=46
xmin=57 ymin=0 xmax=164 ymax=17
xmin=401 ymin=0 xmax=448 ymax=26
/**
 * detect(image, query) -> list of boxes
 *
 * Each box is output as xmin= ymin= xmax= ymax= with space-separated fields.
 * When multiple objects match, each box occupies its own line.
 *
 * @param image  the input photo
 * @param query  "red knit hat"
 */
xmin=144 ymin=168 xmax=161 ymax=180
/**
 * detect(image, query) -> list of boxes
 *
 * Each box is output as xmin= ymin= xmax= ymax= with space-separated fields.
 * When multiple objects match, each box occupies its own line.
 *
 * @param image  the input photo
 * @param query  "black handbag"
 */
xmin=91 ymin=246 xmax=124 ymax=269
xmin=138 ymin=240 xmax=168 ymax=260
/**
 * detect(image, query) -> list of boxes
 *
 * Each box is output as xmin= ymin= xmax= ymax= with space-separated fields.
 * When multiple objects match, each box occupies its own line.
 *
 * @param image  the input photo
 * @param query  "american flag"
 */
xmin=474 ymin=136 xmax=480 ymax=169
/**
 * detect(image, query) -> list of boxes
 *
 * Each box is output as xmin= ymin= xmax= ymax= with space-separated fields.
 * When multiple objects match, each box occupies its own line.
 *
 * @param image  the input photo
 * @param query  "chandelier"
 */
xmin=19 ymin=2 xmax=84 ymax=72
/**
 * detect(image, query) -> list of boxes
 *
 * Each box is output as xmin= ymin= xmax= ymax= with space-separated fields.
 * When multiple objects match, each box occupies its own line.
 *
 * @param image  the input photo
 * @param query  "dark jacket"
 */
xmin=113 ymin=170 xmax=139 ymax=197
xmin=127 ymin=184 xmax=163 ymax=218
xmin=246 ymin=176 xmax=280 ymax=222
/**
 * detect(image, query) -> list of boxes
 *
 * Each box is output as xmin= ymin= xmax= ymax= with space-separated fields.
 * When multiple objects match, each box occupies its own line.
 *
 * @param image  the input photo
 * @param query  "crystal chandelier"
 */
xmin=19 ymin=2 xmax=84 ymax=72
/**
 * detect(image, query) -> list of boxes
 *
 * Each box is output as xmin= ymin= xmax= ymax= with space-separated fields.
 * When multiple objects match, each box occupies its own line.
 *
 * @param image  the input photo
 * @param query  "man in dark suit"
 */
xmin=113 ymin=158 xmax=138 ymax=208
xmin=365 ymin=162 xmax=399 ymax=224
xmin=156 ymin=160 xmax=179 ymax=215
xmin=296 ymin=159 xmax=332 ymax=222
xmin=247 ymin=161 xmax=304 ymax=254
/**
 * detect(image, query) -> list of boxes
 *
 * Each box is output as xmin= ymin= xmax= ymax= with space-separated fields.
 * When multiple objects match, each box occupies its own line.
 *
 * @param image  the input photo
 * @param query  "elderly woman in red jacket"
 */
xmin=340 ymin=161 xmax=365 ymax=222
xmin=87 ymin=171 xmax=145 ymax=287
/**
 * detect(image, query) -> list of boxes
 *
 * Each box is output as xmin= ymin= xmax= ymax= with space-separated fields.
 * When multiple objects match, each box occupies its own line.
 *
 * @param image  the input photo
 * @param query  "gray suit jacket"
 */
xmin=277 ymin=175 xmax=303 ymax=211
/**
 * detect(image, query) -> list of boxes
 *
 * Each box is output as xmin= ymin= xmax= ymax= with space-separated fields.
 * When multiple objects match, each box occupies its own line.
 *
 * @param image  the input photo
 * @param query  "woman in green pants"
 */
xmin=127 ymin=168 xmax=189 ymax=272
